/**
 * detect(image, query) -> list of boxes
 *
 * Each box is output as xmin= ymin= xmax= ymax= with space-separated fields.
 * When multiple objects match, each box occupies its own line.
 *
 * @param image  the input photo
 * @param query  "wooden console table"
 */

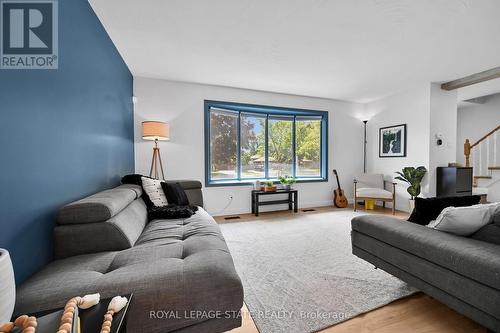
xmin=251 ymin=189 xmax=298 ymax=216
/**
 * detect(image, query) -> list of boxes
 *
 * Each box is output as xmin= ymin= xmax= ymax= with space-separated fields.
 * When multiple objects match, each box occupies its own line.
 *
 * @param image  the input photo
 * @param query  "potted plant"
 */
xmin=264 ymin=180 xmax=277 ymax=192
xmin=278 ymin=175 xmax=297 ymax=190
xmin=395 ymin=166 xmax=427 ymax=212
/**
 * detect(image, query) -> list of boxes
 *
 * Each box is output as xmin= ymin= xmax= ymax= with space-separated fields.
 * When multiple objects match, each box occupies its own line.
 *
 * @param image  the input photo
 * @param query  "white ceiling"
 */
xmin=89 ymin=0 xmax=500 ymax=103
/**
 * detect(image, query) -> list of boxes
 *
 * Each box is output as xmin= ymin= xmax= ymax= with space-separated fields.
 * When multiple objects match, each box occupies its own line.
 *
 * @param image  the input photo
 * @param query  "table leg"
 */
xmin=288 ymin=192 xmax=292 ymax=210
xmin=294 ymin=192 xmax=298 ymax=213
xmin=255 ymin=194 xmax=259 ymax=216
xmin=251 ymin=193 xmax=255 ymax=214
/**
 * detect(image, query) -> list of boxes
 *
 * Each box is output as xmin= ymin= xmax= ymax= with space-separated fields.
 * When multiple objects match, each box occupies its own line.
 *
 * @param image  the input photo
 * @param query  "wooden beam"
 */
xmin=441 ymin=67 xmax=500 ymax=91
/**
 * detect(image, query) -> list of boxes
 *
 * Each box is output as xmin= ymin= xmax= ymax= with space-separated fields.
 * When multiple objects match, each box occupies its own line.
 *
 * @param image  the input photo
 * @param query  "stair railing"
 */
xmin=464 ymin=125 xmax=500 ymax=182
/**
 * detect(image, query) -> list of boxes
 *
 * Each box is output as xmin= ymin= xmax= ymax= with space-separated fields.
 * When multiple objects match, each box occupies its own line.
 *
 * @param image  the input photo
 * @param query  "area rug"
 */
xmin=220 ymin=210 xmax=417 ymax=333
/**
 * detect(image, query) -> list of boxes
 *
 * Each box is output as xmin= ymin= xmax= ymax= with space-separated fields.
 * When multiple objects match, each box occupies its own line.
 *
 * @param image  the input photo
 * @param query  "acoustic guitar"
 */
xmin=333 ymin=169 xmax=348 ymax=208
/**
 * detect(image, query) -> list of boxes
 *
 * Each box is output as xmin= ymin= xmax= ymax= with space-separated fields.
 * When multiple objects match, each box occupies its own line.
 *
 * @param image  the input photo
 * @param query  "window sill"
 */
xmin=205 ymin=177 xmax=328 ymax=187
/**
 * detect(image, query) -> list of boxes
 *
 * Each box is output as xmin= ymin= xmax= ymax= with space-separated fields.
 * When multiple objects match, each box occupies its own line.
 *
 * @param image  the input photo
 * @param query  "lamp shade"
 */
xmin=142 ymin=121 xmax=170 ymax=141
xmin=0 ymin=249 xmax=15 ymax=325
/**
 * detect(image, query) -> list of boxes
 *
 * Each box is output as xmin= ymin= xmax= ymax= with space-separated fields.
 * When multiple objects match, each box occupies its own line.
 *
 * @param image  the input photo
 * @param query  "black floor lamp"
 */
xmin=363 ymin=120 xmax=368 ymax=173
xmin=358 ymin=120 xmax=368 ymax=206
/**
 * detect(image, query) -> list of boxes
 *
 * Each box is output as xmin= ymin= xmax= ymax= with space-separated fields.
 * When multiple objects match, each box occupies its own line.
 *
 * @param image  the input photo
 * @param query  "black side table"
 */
xmin=251 ymin=189 xmax=298 ymax=216
xmin=27 ymin=293 xmax=132 ymax=333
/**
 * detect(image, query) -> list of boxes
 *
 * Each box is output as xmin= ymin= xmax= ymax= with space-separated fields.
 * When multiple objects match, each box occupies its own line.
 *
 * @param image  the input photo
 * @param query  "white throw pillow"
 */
xmin=427 ymin=202 xmax=500 ymax=236
xmin=141 ymin=177 xmax=168 ymax=207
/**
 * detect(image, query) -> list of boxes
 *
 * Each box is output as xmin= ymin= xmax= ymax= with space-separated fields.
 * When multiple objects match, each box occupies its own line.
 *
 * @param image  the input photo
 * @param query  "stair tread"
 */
xmin=474 ymin=175 xmax=492 ymax=179
xmin=488 ymin=166 xmax=500 ymax=170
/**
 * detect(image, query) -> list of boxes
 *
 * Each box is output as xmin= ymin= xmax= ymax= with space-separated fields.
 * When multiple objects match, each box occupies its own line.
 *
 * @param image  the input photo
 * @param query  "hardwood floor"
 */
xmin=215 ymin=204 xmax=409 ymax=224
xmin=218 ymin=205 xmax=487 ymax=333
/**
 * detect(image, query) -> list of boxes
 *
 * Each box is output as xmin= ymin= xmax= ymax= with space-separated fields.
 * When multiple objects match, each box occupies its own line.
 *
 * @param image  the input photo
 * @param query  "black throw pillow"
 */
xmin=161 ymin=182 xmax=190 ymax=206
xmin=121 ymin=174 xmax=145 ymax=186
xmin=407 ymin=195 xmax=481 ymax=225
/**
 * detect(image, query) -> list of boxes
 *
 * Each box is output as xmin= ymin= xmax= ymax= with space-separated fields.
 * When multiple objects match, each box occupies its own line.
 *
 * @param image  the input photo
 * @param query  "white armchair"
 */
xmin=354 ymin=174 xmax=396 ymax=215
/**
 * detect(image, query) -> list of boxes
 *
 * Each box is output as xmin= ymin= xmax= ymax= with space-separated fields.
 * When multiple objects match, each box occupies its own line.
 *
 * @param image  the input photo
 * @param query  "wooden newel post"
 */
xmin=464 ymin=139 xmax=471 ymax=167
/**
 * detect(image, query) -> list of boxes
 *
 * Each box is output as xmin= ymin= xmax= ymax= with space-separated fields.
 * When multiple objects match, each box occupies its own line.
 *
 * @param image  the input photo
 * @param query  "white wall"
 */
xmin=456 ymin=93 xmax=500 ymax=164
xmin=364 ymin=83 xmax=460 ymax=211
xmin=428 ymin=83 xmax=458 ymax=195
xmin=134 ymin=77 xmax=364 ymax=215
xmin=364 ymin=84 xmax=431 ymax=212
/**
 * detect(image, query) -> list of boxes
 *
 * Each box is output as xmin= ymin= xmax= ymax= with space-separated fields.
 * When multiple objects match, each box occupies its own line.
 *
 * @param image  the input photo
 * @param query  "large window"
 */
xmin=205 ymin=100 xmax=328 ymax=186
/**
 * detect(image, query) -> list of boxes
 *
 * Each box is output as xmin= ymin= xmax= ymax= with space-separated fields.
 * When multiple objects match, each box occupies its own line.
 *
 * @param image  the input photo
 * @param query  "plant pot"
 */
xmin=0 ymin=249 xmax=15 ymax=325
xmin=409 ymin=199 xmax=415 ymax=213
xmin=264 ymin=186 xmax=277 ymax=192
xmin=281 ymin=184 xmax=291 ymax=190
xmin=365 ymin=199 xmax=375 ymax=210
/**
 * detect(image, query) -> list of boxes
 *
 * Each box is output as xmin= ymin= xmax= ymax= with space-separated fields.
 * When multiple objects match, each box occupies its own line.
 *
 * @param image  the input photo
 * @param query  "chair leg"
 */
xmin=383 ymin=201 xmax=386 ymax=208
xmin=392 ymin=201 xmax=395 ymax=215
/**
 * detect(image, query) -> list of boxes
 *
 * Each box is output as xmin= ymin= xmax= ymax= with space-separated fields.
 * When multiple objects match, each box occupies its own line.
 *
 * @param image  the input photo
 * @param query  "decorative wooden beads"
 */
xmin=99 ymin=296 xmax=128 ymax=333
xmin=0 ymin=314 xmax=37 ymax=333
xmin=0 ymin=293 xmax=123 ymax=333
xmin=100 ymin=310 xmax=115 ymax=333
xmin=56 ymin=296 xmax=81 ymax=333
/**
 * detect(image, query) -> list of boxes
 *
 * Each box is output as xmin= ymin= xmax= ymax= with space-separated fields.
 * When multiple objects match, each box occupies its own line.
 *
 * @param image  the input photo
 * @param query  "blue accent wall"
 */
xmin=0 ymin=0 xmax=134 ymax=283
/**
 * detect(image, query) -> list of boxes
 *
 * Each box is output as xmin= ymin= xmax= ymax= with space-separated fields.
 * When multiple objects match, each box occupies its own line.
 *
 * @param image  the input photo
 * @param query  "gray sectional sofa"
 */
xmin=15 ymin=181 xmax=244 ymax=333
xmin=351 ymin=214 xmax=500 ymax=333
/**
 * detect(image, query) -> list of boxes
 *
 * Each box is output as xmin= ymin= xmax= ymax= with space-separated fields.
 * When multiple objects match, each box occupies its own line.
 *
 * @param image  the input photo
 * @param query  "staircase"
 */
xmin=464 ymin=125 xmax=500 ymax=202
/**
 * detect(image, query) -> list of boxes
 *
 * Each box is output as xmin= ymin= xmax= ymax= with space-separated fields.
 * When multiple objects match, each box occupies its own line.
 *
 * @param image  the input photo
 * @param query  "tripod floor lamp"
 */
xmin=142 ymin=121 xmax=170 ymax=180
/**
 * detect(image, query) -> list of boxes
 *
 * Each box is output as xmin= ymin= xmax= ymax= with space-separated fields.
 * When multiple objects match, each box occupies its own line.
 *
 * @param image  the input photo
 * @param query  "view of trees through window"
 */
xmin=210 ymin=109 xmax=238 ymax=179
xmin=296 ymin=117 xmax=321 ymax=177
xmin=268 ymin=116 xmax=293 ymax=177
xmin=209 ymin=106 xmax=324 ymax=182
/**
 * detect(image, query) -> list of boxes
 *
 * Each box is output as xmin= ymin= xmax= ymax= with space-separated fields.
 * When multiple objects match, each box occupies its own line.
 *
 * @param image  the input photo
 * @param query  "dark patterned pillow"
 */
xmin=161 ymin=182 xmax=190 ymax=206
xmin=407 ymin=195 xmax=481 ymax=225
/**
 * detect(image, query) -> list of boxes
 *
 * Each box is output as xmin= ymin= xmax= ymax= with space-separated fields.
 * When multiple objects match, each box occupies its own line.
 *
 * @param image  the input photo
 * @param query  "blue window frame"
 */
xmin=204 ymin=100 xmax=328 ymax=186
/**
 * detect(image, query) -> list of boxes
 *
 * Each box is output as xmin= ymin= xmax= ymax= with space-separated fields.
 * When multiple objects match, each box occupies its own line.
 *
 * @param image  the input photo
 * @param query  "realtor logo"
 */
xmin=1 ymin=0 xmax=58 ymax=69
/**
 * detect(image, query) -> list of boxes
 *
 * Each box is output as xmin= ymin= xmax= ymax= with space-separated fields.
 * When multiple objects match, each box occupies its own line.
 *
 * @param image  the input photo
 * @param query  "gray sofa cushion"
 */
xmin=58 ymin=185 xmax=143 ymax=224
xmin=471 ymin=224 xmax=500 ymax=245
xmin=120 ymin=184 xmax=143 ymax=198
xmin=54 ymin=199 xmax=148 ymax=258
xmin=472 ymin=212 xmax=500 ymax=245
xmin=15 ymin=252 xmax=117 ymax=312
xmin=16 ymin=208 xmax=243 ymax=333
xmin=351 ymin=215 xmax=500 ymax=290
